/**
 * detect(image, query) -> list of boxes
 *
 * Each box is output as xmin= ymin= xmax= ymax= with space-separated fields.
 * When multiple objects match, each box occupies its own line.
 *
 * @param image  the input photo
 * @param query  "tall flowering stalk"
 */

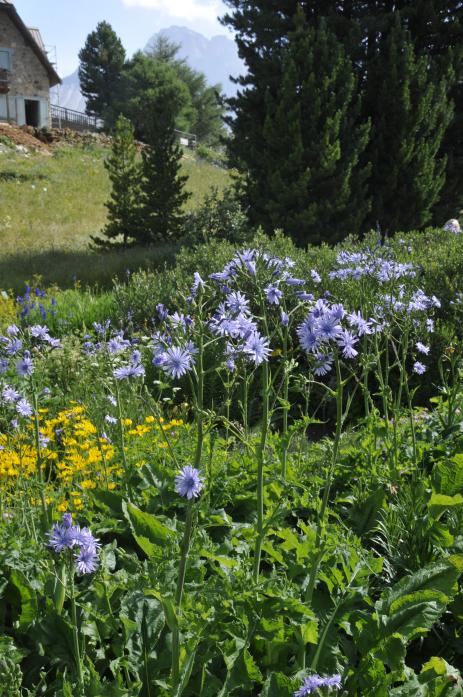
xmin=47 ymin=513 xmax=100 ymax=694
xmin=171 ymin=466 xmax=203 ymax=689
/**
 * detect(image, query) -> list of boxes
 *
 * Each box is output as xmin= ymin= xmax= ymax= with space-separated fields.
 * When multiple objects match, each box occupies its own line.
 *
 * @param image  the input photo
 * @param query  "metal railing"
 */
xmin=50 ymin=103 xmax=197 ymax=146
xmin=175 ymin=128 xmax=197 ymax=148
xmin=50 ymin=103 xmax=102 ymax=132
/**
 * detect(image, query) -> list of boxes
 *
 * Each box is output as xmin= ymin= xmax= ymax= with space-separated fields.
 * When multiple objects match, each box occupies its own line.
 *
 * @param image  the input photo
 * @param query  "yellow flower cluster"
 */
xmin=0 ymin=404 xmax=185 ymax=512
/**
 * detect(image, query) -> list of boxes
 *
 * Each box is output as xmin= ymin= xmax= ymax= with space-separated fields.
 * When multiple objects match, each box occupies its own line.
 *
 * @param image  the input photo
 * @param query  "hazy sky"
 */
xmin=12 ymin=0 xmax=229 ymax=76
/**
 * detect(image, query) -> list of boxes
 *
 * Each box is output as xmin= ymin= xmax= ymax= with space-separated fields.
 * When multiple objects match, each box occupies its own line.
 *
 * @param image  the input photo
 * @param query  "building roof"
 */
xmin=0 ymin=2 xmax=61 ymax=86
xmin=28 ymin=27 xmax=45 ymax=52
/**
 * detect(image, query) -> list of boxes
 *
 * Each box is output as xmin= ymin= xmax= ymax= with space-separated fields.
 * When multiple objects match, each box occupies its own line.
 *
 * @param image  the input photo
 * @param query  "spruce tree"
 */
xmin=222 ymin=0 xmax=461 ymax=237
xmin=256 ymin=11 xmax=370 ymax=245
xmin=363 ymin=20 xmax=453 ymax=234
xmin=78 ymin=22 xmax=126 ymax=122
xmin=139 ymin=91 xmax=191 ymax=243
xmin=92 ymin=115 xmax=141 ymax=248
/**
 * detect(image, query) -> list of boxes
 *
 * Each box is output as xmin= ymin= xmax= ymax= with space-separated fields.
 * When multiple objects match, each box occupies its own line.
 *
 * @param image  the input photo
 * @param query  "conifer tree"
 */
xmin=222 ymin=0 xmax=462 ymax=237
xmin=257 ymin=11 xmax=370 ymax=245
xmin=78 ymin=22 xmax=126 ymax=122
xmin=139 ymin=90 xmax=191 ymax=243
xmin=92 ymin=115 xmax=141 ymax=248
xmin=363 ymin=20 xmax=453 ymax=234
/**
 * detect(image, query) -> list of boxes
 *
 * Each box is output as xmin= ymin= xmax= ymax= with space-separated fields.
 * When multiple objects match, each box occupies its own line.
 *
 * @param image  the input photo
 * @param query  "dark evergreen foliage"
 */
xmin=257 ymin=11 xmax=370 ymax=245
xmin=78 ymin=21 xmax=126 ymax=122
xmin=363 ymin=20 xmax=453 ymax=234
xmin=139 ymin=90 xmax=191 ymax=243
xmin=222 ymin=0 xmax=463 ymax=238
xmin=91 ymin=115 xmax=141 ymax=249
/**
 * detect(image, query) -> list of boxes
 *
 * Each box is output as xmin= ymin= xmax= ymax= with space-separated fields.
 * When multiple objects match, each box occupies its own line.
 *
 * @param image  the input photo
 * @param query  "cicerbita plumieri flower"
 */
xmin=47 ymin=513 xmax=100 ymax=574
xmin=294 ymin=674 xmax=342 ymax=696
xmin=175 ymin=466 xmax=203 ymax=500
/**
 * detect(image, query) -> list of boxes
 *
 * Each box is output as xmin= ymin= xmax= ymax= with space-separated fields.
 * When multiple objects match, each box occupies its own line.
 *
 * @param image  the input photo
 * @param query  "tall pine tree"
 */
xmin=139 ymin=89 xmax=191 ymax=243
xmin=78 ymin=21 xmax=126 ymax=122
xmin=92 ymin=114 xmax=141 ymax=248
xmin=222 ymin=0 xmax=462 ymax=237
xmin=257 ymin=11 xmax=370 ymax=245
xmin=363 ymin=19 xmax=453 ymax=234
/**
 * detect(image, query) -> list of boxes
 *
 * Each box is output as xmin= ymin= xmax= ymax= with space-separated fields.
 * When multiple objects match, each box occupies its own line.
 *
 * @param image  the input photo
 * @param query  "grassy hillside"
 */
xmin=0 ymin=141 xmax=230 ymax=290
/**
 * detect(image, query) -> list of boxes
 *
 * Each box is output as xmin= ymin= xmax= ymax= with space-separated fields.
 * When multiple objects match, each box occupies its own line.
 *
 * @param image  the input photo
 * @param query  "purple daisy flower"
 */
xmin=5 ymin=338 xmax=23 ymax=356
xmin=416 ymin=342 xmax=430 ymax=355
xmin=175 ymin=465 xmax=203 ymax=500
xmin=2 ymin=385 xmax=20 ymax=403
xmin=113 ymin=363 xmax=145 ymax=380
xmin=264 ymin=284 xmax=282 ymax=305
xmin=47 ymin=520 xmax=79 ymax=552
xmin=16 ymin=352 xmax=34 ymax=377
xmin=30 ymin=325 xmax=50 ymax=341
xmin=162 ymin=346 xmax=195 ymax=379
xmin=75 ymin=545 xmax=99 ymax=574
xmin=313 ymin=353 xmax=333 ymax=376
xmin=243 ymin=331 xmax=271 ymax=366
xmin=337 ymin=329 xmax=358 ymax=359
xmin=294 ymin=674 xmax=342 ymax=696
xmin=16 ymin=399 xmax=33 ymax=417
xmin=413 ymin=361 xmax=426 ymax=375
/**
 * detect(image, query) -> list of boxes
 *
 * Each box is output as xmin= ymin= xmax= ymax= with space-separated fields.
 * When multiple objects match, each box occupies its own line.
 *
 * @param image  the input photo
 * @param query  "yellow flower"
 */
xmin=145 ymin=415 xmax=155 ymax=423
xmin=81 ymin=479 xmax=96 ymax=489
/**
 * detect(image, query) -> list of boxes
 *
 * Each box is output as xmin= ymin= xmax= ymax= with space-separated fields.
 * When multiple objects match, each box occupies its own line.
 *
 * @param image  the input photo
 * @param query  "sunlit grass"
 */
xmin=0 ymin=143 xmax=230 ymax=289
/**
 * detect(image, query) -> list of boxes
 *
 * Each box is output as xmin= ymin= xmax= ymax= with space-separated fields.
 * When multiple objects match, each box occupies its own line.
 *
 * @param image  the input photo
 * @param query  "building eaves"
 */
xmin=0 ymin=2 xmax=61 ymax=86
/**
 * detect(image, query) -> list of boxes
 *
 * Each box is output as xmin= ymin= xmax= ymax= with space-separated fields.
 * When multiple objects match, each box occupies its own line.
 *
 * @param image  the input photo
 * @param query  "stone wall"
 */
xmin=0 ymin=12 xmax=49 ymax=99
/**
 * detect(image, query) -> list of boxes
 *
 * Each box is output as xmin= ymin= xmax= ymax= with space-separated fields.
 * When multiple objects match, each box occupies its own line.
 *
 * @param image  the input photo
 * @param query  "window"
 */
xmin=0 ymin=49 xmax=11 ymax=71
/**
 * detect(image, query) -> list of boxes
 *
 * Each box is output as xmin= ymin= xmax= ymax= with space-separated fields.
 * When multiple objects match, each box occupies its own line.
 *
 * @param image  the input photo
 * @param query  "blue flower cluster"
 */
xmin=47 ymin=513 xmax=100 ymax=574
xmin=16 ymin=284 xmax=56 ymax=321
xmin=297 ymin=299 xmax=368 ymax=375
xmin=329 ymin=249 xmax=416 ymax=283
xmin=83 ymin=322 xmax=145 ymax=381
xmin=0 ymin=325 xmax=60 ymax=427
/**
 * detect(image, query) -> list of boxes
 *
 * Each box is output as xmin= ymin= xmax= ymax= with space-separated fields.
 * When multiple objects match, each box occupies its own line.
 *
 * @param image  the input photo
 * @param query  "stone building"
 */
xmin=0 ymin=0 xmax=60 ymax=128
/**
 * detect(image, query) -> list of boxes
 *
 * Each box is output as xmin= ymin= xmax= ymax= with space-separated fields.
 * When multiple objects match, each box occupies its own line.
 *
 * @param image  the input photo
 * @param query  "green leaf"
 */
xmin=90 ymin=488 xmax=124 ymax=515
xmin=218 ymin=640 xmax=263 ymax=696
xmin=173 ymin=644 xmax=198 ymax=697
xmin=434 ymin=455 xmax=463 ymax=496
xmin=120 ymin=590 xmax=165 ymax=697
xmin=7 ymin=569 xmax=37 ymax=626
xmin=429 ymin=493 xmax=463 ymax=517
xmin=122 ymin=501 xmax=172 ymax=557
xmin=349 ymin=488 xmax=385 ymax=536
xmin=259 ymin=672 xmax=294 ymax=696
xmin=359 ymin=557 xmax=463 ymax=658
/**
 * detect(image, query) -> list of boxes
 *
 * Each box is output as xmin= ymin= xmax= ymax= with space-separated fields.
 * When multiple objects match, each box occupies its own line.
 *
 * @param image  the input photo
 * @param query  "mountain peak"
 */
xmin=144 ymin=26 xmax=243 ymax=96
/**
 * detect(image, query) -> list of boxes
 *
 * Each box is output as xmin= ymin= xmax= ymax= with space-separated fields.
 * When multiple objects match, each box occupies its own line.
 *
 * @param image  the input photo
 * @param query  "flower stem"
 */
xmin=253 ymin=359 xmax=270 ymax=582
xmin=69 ymin=566 xmax=84 ymax=694
xmin=31 ymin=387 xmax=48 ymax=525
xmin=172 ymin=501 xmax=195 ymax=689
xmin=305 ymin=355 xmax=344 ymax=607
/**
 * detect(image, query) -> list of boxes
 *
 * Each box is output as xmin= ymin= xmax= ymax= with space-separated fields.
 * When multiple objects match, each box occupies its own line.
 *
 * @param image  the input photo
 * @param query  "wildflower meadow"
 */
xmin=2 ymin=234 xmax=463 ymax=696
